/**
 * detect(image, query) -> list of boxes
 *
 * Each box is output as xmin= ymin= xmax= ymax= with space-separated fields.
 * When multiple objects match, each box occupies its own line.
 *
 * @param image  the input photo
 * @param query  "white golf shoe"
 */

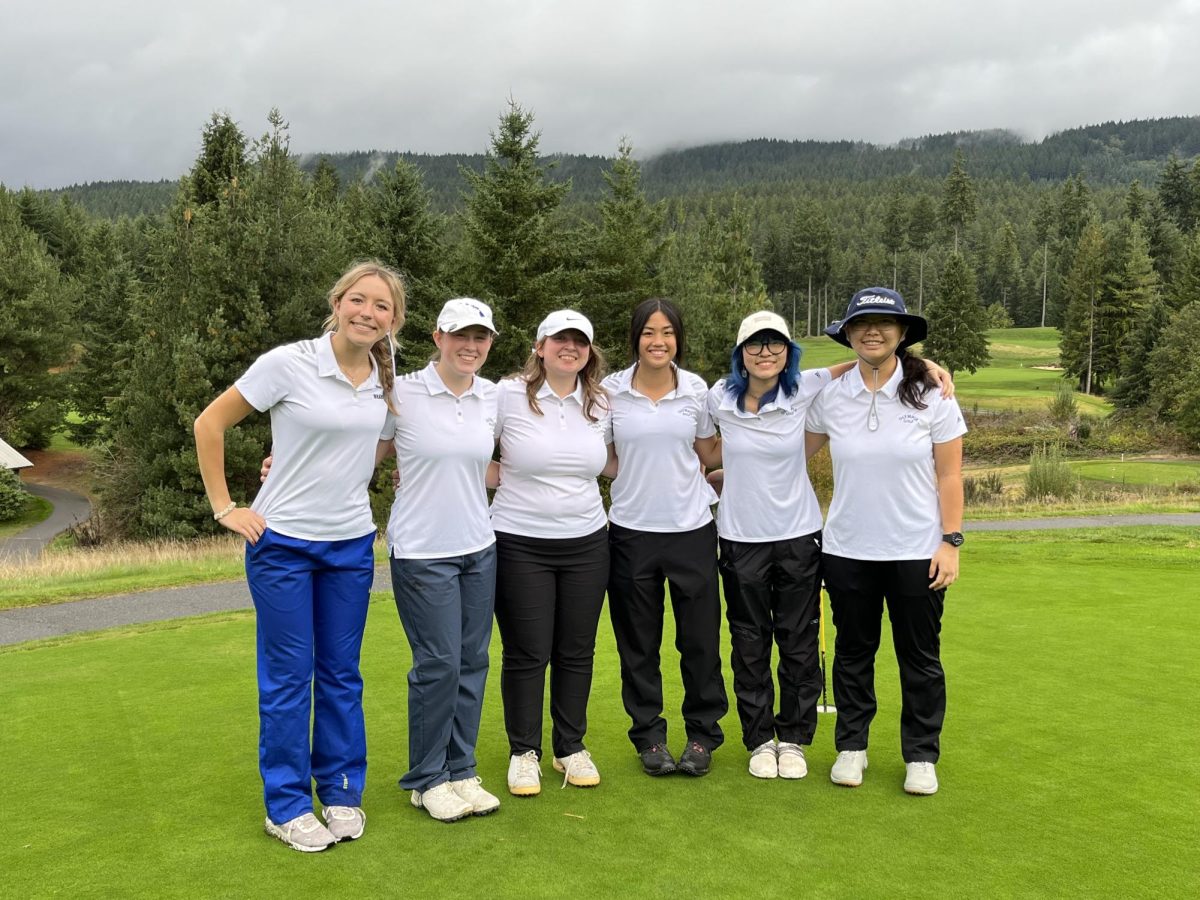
xmin=507 ymin=750 xmax=542 ymax=796
xmin=776 ymin=742 xmax=808 ymax=779
xmin=451 ymin=776 xmax=501 ymax=815
xmin=830 ymin=750 xmax=868 ymax=786
xmin=904 ymin=761 xmax=939 ymax=795
xmin=411 ymin=782 xmax=473 ymax=822
xmin=748 ymin=740 xmax=778 ymax=779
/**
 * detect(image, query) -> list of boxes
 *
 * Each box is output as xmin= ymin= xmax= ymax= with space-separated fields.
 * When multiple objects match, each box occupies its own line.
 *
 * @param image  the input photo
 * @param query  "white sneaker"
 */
xmin=552 ymin=749 xmax=601 ymax=788
xmin=776 ymin=742 xmax=808 ymax=779
xmin=904 ymin=761 xmax=939 ymax=795
xmin=830 ymin=750 xmax=868 ymax=787
xmin=508 ymin=750 xmax=542 ymax=796
xmin=451 ymin=776 xmax=501 ymax=815
xmin=410 ymin=782 xmax=472 ymax=822
xmin=321 ymin=805 xmax=365 ymax=841
xmin=748 ymin=740 xmax=778 ymax=779
xmin=264 ymin=812 xmax=336 ymax=852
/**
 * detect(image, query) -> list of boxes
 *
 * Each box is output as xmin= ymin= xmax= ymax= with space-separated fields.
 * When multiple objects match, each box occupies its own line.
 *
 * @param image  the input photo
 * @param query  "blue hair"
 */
xmin=725 ymin=335 xmax=804 ymax=411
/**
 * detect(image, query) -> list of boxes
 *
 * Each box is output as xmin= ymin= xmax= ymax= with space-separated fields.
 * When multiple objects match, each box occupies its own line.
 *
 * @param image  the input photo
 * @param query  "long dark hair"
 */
xmin=628 ymin=298 xmax=686 ymax=367
xmin=897 ymin=346 xmax=937 ymax=409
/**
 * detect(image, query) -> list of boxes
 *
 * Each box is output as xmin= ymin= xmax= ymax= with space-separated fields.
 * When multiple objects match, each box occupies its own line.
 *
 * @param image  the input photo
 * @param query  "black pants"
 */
xmin=493 ymin=528 xmax=609 ymax=759
xmin=718 ymin=533 xmax=823 ymax=750
xmin=823 ymin=554 xmax=946 ymax=763
xmin=608 ymin=522 xmax=728 ymax=752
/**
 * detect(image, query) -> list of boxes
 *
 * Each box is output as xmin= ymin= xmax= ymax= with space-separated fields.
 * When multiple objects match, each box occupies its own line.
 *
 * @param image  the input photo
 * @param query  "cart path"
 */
xmin=0 ymin=483 xmax=91 ymax=562
xmin=2 ymin=513 xmax=1197 ymax=647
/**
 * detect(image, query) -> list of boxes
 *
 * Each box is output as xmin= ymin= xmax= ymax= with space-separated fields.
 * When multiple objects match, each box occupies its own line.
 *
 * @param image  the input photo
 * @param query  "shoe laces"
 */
xmin=752 ymin=740 xmax=777 ymax=757
xmin=560 ymin=749 xmax=594 ymax=789
xmin=514 ymin=750 xmax=540 ymax=779
xmin=289 ymin=812 xmax=323 ymax=835
xmin=778 ymin=742 xmax=804 ymax=757
xmin=325 ymin=805 xmax=357 ymax=822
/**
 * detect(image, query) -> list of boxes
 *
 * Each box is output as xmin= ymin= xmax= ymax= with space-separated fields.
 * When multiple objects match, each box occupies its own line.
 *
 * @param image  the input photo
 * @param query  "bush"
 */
xmin=1049 ymin=381 xmax=1078 ymax=424
xmin=986 ymin=302 xmax=1013 ymax=329
xmin=963 ymin=470 xmax=1005 ymax=505
xmin=0 ymin=467 xmax=31 ymax=521
xmin=1024 ymin=444 xmax=1077 ymax=501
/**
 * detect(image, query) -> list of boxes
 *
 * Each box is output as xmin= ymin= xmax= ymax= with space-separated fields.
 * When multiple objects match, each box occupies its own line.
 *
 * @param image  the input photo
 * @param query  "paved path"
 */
xmin=0 ymin=483 xmax=92 ymax=562
xmin=1 ymin=513 xmax=1197 ymax=648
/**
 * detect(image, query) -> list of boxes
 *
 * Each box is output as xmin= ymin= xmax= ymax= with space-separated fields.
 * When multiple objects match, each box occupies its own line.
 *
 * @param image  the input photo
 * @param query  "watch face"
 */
xmin=944 ymin=532 xmax=964 ymax=547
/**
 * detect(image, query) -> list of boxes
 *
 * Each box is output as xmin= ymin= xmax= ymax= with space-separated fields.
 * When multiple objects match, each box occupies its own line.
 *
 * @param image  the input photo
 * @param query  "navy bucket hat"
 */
xmin=823 ymin=287 xmax=927 ymax=349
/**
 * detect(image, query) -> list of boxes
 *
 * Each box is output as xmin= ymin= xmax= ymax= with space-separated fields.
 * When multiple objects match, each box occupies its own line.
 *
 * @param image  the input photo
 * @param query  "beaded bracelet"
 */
xmin=213 ymin=502 xmax=237 ymax=521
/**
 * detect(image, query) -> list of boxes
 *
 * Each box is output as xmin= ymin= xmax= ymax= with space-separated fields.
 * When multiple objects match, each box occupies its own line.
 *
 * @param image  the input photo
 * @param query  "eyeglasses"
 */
xmin=743 ymin=338 xmax=787 ymax=356
xmin=846 ymin=317 xmax=901 ymax=333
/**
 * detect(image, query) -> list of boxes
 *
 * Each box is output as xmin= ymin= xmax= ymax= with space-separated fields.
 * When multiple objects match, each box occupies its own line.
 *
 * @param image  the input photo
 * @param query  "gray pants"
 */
xmin=391 ymin=544 xmax=497 ymax=792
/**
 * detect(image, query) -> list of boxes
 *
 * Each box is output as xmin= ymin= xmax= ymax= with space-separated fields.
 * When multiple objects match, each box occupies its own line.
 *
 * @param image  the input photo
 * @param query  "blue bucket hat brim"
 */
xmin=824 ymin=287 xmax=927 ymax=349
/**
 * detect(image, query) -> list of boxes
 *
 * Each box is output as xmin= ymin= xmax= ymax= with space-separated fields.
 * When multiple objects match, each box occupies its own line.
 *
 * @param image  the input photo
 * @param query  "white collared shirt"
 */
xmin=806 ymin=364 xmax=967 ymax=560
xmin=603 ymin=365 xmax=717 ymax=533
xmin=706 ymin=369 xmax=831 ymax=542
xmin=237 ymin=332 xmax=390 ymax=541
xmin=381 ymin=363 xmax=497 ymax=559
xmin=489 ymin=377 xmax=612 ymax=538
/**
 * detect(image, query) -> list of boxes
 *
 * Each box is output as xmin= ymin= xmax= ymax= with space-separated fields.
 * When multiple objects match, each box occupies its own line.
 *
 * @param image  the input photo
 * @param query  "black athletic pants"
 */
xmin=493 ymin=527 xmax=609 ymax=759
xmin=823 ymin=554 xmax=946 ymax=763
xmin=608 ymin=522 xmax=728 ymax=753
xmin=718 ymin=532 xmax=823 ymax=750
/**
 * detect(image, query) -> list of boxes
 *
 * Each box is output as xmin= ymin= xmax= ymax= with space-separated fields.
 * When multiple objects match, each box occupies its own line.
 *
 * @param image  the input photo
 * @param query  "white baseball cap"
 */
xmin=437 ymin=297 xmax=498 ymax=335
xmin=736 ymin=310 xmax=791 ymax=346
xmin=536 ymin=309 xmax=594 ymax=342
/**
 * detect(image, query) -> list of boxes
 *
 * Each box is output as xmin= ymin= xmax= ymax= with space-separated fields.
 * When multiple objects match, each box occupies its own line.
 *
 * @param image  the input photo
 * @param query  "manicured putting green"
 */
xmin=1071 ymin=459 xmax=1200 ymax=487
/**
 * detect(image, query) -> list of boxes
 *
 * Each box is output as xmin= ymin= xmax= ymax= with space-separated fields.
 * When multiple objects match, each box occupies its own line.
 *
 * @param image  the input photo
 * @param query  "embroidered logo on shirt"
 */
xmin=898 ymin=413 xmax=919 ymax=424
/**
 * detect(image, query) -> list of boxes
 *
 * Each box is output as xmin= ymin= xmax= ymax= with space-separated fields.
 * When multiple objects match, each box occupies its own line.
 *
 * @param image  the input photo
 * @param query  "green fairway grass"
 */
xmin=2 ymin=528 xmax=1195 ymax=898
xmin=1070 ymin=458 xmax=1200 ymax=487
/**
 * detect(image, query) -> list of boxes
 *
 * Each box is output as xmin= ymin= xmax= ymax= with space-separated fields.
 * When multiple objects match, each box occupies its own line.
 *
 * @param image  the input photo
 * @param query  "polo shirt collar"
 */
xmin=419 ymin=362 xmax=487 ymax=399
xmin=316 ymin=332 xmax=381 ymax=389
xmin=536 ymin=378 xmax=584 ymax=405
xmin=612 ymin=364 xmax=679 ymax=400
xmin=716 ymin=380 xmax=796 ymax=416
xmin=844 ymin=361 xmax=902 ymax=398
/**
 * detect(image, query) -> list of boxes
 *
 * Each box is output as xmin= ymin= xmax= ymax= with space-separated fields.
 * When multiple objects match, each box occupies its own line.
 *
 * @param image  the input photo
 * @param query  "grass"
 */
xmin=0 ymin=494 xmax=53 ymax=538
xmin=0 ymin=538 xmax=392 ymax=610
xmin=2 ymin=527 xmax=1196 ymax=898
xmin=1070 ymin=458 xmax=1200 ymax=487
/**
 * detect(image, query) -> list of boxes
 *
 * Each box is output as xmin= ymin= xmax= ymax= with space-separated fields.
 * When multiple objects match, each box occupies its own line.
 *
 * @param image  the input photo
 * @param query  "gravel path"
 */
xmin=2 ymin=513 xmax=1197 ymax=647
xmin=0 ymin=483 xmax=91 ymax=562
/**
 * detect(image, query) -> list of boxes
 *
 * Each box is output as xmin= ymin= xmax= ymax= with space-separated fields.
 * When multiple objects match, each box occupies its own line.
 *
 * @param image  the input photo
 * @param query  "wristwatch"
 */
xmin=942 ymin=532 xmax=965 ymax=547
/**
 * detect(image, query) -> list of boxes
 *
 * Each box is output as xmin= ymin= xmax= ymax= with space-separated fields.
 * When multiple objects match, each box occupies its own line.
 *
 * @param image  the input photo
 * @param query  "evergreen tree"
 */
xmin=1157 ymin=153 xmax=1195 ymax=233
xmin=879 ymin=191 xmax=908 ymax=289
xmin=907 ymin=193 xmax=938 ymax=314
xmin=1147 ymin=302 xmax=1200 ymax=444
xmin=188 ymin=112 xmax=248 ymax=207
xmin=459 ymin=100 xmax=573 ymax=374
xmin=1171 ymin=230 xmax=1200 ymax=310
xmin=1101 ymin=221 xmax=1160 ymax=380
xmin=1059 ymin=222 xmax=1108 ymax=393
xmin=1124 ymin=179 xmax=1148 ymax=222
xmin=922 ymin=252 xmax=989 ymax=376
xmin=988 ymin=221 xmax=1022 ymax=317
xmin=0 ymin=188 xmax=78 ymax=448
xmin=1058 ymin=173 xmax=1092 ymax=244
xmin=1032 ymin=192 xmax=1057 ymax=326
xmin=309 ymin=156 xmax=341 ymax=210
xmin=585 ymin=138 xmax=665 ymax=360
xmin=789 ymin=199 xmax=832 ymax=336
xmin=1111 ymin=297 xmax=1169 ymax=410
xmin=939 ymin=150 xmax=977 ymax=252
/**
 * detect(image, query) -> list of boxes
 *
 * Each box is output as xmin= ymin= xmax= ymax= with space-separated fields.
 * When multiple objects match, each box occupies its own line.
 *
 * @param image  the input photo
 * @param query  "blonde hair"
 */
xmin=518 ymin=339 xmax=609 ymax=422
xmin=321 ymin=260 xmax=406 ymax=410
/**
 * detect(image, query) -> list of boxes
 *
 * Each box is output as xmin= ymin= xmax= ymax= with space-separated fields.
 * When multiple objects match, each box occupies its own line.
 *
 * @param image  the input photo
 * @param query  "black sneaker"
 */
xmin=639 ymin=743 xmax=677 ymax=776
xmin=677 ymin=741 xmax=711 ymax=777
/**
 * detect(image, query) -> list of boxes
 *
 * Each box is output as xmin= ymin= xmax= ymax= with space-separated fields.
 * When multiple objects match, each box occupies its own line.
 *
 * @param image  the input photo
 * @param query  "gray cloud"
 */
xmin=2 ymin=0 xmax=1197 ymax=188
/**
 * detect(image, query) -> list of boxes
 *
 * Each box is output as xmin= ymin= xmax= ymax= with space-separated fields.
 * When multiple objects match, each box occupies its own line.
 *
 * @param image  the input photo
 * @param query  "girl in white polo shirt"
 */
xmin=603 ymin=298 xmax=728 ymax=778
xmin=708 ymin=310 xmax=951 ymax=782
xmin=381 ymin=298 xmax=503 ymax=823
xmin=490 ymin=310 xmax=614 ymax=797
xmin=806 ymin=287 xmax=966 ymax=797
xmin=194 ymin=260 xmax=403 ymax=852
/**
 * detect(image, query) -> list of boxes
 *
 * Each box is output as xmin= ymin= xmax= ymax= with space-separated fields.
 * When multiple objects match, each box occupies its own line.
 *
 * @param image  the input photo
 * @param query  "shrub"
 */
xmin=0 ymin=467 xmax=30 ymax=521
xmin=986 ymin=302 xmax=1013 ymax=329
xmin=1049 ymin=381 xmax=1078 ymax=424
xmin=963 ymin=470 xmax=1005 ymax=505
xmin=1024 ymin=444 xmax=1077 ymax=501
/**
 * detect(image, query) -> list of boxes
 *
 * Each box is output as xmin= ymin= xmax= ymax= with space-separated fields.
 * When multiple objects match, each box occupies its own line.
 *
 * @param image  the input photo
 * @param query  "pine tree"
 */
xmin=1147 ymin=302 xmax=1200 ymax=444
xmin=988 ymin=221 xmax=1022 ymax=317
xmin=907 ymin=193 xmax=938 ymax=314
xmin=459 ymin=100 xmax=572 ymax=374
xmin=1124 ymin=180 xmax=1148 ymax=222
xmin=1058 ymin=174 xmax=1092 ymax=244
xmin=1171 ymin=230 xmax=1200 ymax=310
xmin=1032 ymin=192 xmax=1057 ymax=326
xmin=585 ymin=138 xmax=665 ymax=360
xmin=789 ymin=199 xmax=832 ymax=336
xmin=309 ymin=156 xmax=341 ymax=210
xmin=939 ymin=150 xmax=977 ymax=253
xmin=922 ymin=253 xmax=989 ymax=376
xmin=1157 ymin=153 xmax=1195 ymax=233
xmin=0 ymin=187 xmax=78 ymax=448
xmin=1111 ymin=297 xmax=1169 ymax=410
xmin=1100 ymin=221 xmax=1160 ymax=382
xmin=1059 ymin=222 xmax=1108 ymax=393
xmin=880 ymin=191 xmax=908 ymax=289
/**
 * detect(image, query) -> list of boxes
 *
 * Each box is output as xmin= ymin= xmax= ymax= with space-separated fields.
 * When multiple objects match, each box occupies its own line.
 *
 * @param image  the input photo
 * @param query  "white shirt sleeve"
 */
xmin=930 ymin=394 xmax=969 ymax=444
xmin=806 ymin=387 xmax=828 ymax=434
xmin=235 ymin=346 xmax=294 ymax=412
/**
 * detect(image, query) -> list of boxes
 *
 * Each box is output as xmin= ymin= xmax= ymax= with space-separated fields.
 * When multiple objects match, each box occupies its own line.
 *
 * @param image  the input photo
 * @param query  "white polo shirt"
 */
xmin=381 ymin=363 xmax=497 ymax=559
xmin=806 ymin=364 xmax=968 ymax=561
xmin=489 ymin=377 xmax=611 ymax=539
xmin=707 ymin=369 xmax=831 ymax=543
xmin=603 ymin=365 xmax=717 ymax=533
xmin=237 ymin=332 xmax=389 ymax=542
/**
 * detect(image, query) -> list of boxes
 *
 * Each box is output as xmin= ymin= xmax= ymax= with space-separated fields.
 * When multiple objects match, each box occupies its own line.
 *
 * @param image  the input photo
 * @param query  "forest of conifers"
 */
xmin=3 ymin=105 xmax=1200 ymax=539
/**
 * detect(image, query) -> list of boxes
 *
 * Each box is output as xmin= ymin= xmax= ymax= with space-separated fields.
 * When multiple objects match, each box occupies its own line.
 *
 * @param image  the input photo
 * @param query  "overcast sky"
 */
xmin=3 ymin=0 xmax=1198 ymax=189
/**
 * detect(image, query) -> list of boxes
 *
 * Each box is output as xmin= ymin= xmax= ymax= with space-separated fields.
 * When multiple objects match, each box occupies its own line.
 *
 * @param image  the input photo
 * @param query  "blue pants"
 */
xmin=390 ymin=545 xmax=497 ymax=792
xmin=245 ymin=528 xmax=375 ymax=825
